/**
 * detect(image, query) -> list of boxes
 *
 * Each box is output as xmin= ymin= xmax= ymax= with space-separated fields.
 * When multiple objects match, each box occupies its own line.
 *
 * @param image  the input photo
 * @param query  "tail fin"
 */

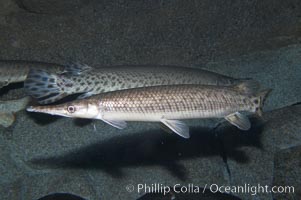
xmin=24 ymin=69 xmax=71 ymax=104
xmin=251 ymin=89 xmax=272 ymax=117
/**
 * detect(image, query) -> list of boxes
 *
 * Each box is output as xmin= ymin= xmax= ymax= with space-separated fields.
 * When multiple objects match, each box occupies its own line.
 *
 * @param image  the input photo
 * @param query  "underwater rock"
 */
xmin=0 ymin=96 xmax=30 ymax=127
xmin=261 ymin=103 xmax=301 ymax=150
xmin=0 ymin=0 xmax=19 ymax=16
xmin=0 ymin=0 xmax=300 ymax=67
xmin=18 ymin=172 xmax=97 ymax=200
xmin=19 ymin=0 xmax=84 ymax=15
xmin=37 ymin=193 xmax=88 ymax=200
xmin=0 ymin=179 xmax=23 ymax=200
xmin=221 ymin=103 xmax=301 ymax=200
xmin=272 ymin=145 xmax=301 ymax=200
xmin=0 ymin=134 xmax=26 ymax=189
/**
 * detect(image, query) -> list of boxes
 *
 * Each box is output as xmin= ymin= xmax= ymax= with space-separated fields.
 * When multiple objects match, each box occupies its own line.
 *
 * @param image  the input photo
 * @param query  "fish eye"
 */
xmin=67 ymin=105 xmax=76 ymax=113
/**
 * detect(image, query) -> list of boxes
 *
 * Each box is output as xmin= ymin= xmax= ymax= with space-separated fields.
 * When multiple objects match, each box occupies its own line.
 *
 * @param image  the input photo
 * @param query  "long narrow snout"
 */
xmin=26 ymin=105 xmax=68 ymax=117
xmin=26 ymin=100 xmax=100 ymax=119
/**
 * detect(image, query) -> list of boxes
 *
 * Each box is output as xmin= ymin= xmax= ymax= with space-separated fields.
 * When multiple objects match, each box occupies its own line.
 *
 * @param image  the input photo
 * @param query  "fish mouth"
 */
xmin=26 ymin=105 xmax=68 ymax=117
xmin=26 ymin=106 xmax=48 ymax=113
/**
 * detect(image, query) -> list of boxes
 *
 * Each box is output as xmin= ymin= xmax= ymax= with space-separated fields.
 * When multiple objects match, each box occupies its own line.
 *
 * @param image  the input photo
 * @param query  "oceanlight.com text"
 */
xmin=125 ymin=183 xmax=295 ymax=196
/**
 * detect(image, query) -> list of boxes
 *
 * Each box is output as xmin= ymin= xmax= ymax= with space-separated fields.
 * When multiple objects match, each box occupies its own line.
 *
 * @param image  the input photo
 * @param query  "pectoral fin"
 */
xmin=101 ymin=118 xmax=127 ymax=129
xmin=0 ymin=112 xmax=15 ymax=128
xmin=160 ymin=119 xmax=190 ymax=139
xmin=225 ymin=112 xmax=251 ymax=130
xmin=160 ymin=123 xmax=174 ymax=134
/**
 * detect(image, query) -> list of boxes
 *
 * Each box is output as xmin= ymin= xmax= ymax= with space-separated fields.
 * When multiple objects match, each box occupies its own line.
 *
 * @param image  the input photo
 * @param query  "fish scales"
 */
xmin=97 ymin=85 xmax=252 ymax=119
xmin=71 ymin=66 xmax=235 ymax=94
xmin=25 ymin=65 xmax=248 ymax=104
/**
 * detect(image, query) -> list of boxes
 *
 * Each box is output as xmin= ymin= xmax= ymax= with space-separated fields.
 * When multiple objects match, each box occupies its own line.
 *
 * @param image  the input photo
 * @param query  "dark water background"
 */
xmin=0 ymin=0 xmax=300 ymax=199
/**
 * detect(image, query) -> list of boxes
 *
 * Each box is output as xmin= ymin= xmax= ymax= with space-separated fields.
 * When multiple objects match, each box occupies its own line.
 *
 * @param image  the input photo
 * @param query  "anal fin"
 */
xmin=225 ymin=112 xmax=251 ymax=130
xmin=160 ymin=119 xmax=190 ymax=139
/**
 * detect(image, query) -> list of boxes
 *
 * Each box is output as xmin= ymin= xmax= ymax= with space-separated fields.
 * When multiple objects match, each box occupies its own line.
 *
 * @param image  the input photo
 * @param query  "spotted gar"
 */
xmin=0 ymin=60 xmax=92 ymax=89
xmin=27 ymin=81 xmax=271 ymax=138
xmin=24 ymin=64 xmax=251 ymax=104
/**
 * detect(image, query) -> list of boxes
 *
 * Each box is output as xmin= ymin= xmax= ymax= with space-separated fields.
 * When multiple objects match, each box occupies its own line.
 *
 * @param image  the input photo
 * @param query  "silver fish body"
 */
xmin=27 ymin=82 xmax=271 ymax=138
xmin=25 ymin=64 xmax=249 ymax=104
xmin=83 ymin=84 xmax=266 ymax=121
xmin=0 ymin=60 xmax=65 ymax=88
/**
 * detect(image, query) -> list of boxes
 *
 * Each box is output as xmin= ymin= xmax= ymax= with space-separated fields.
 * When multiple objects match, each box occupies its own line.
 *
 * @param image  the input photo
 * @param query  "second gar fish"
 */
xmin=24 ymin=64 xmax=251 ymax=104
xmin=26 ymin=81 xmax=271 ymax=138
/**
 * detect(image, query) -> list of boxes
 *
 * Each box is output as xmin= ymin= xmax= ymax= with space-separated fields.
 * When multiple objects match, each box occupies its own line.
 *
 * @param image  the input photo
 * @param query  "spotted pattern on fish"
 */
xmin=63 ymin=66 xmax=241 ymax=96
xmin=25 ymin=65 xmax=251 ymax=104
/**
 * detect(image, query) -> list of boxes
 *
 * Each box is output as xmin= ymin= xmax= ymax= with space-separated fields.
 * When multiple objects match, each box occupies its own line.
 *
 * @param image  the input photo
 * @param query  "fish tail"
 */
xmin=24 ymin=69 xmax=71 ymax=104
xmin=251 ymin=89 xmax=272 ymax=117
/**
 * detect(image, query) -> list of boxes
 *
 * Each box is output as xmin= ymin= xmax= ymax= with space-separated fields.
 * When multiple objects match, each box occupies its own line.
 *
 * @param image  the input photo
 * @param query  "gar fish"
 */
xmin=0 ymin=96 xmax=30 ymax=127
xmin=24 ymin=64 xmax=250 ymax=104
xmin=0 ymin=60 xmax=90 ymax=89
xmin=26 ymin=81 xmax=271 ymax=138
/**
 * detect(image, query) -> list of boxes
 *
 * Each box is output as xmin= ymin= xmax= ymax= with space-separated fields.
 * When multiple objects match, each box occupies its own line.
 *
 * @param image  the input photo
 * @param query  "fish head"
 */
xmin=26 ymin=99 xmax=100 ymax=119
